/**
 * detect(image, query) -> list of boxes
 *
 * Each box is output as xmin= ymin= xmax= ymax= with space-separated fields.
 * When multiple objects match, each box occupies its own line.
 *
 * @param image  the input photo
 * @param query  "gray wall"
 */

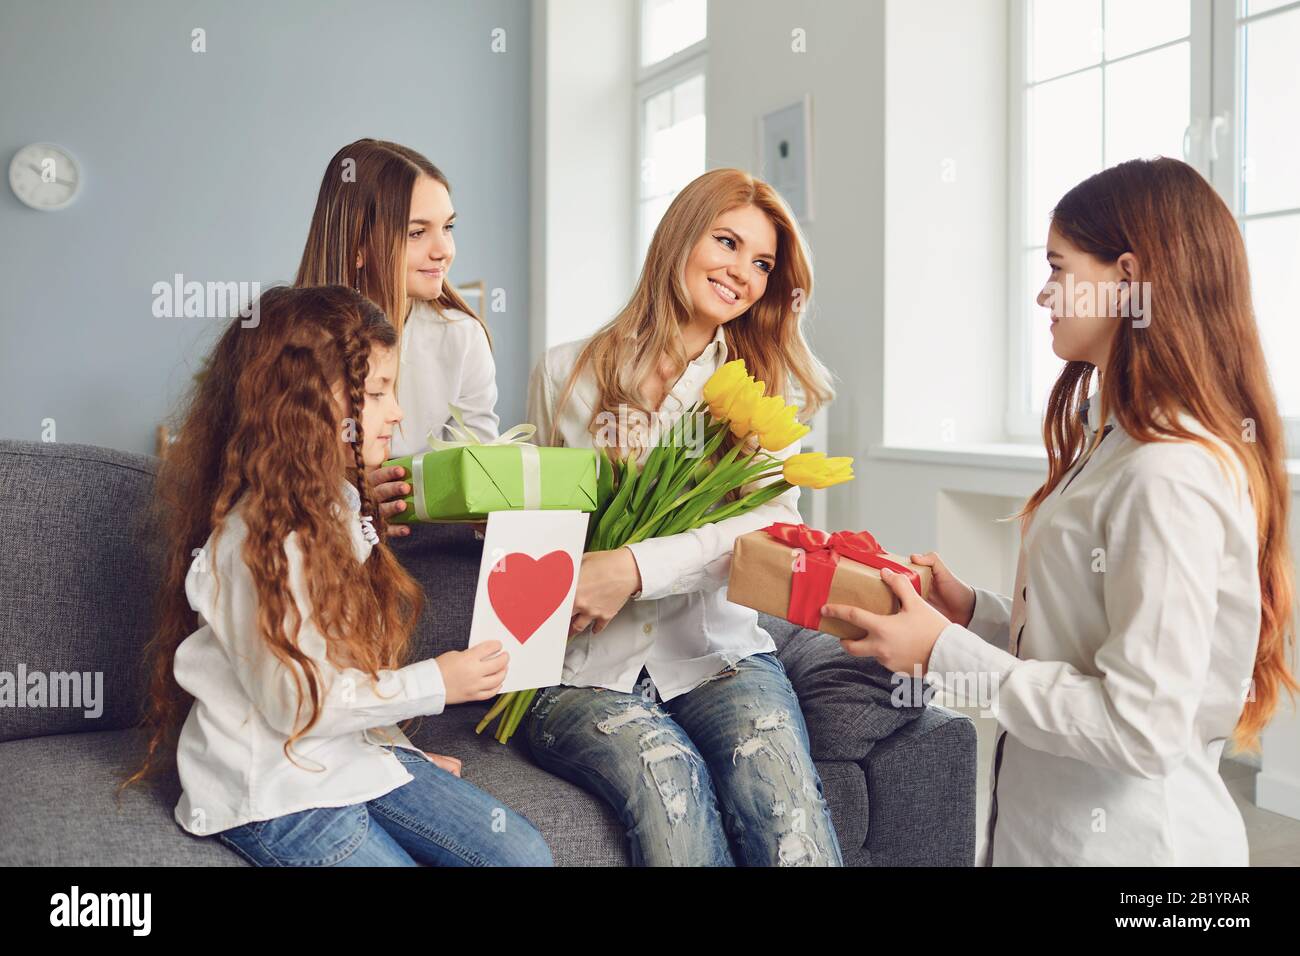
xmin=0 ymin=0 xmax=531 ymax=455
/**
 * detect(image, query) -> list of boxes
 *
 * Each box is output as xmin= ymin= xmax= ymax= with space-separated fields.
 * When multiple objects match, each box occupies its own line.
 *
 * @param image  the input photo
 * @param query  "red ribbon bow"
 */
xmin=762 ymin=522 xmax=922 ymax=629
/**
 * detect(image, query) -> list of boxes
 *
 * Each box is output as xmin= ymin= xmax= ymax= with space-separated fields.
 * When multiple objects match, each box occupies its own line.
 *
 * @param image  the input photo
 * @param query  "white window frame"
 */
xmin=1006 ymin=0 xmax=1299 ymax=455
xmin=634 ymin=1 xmax=708 ymax=276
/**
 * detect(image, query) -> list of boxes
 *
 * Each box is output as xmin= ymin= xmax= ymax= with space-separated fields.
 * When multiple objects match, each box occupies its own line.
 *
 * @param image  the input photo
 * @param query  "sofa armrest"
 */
xmin=860 ymin=704 xmax=977 ymax=866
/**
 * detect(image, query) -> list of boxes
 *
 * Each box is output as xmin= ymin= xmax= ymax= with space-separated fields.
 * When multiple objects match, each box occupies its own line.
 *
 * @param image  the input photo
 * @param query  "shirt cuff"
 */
xmin=965 ymin=587 xmax=1012 ymax=646
xmin=928 ymin=622 xmax=1022 ymax=688
xmin=624 ymin=537 xmax=682 ymax=601
xmin=406 ymin=657 xmax=447 ymax=716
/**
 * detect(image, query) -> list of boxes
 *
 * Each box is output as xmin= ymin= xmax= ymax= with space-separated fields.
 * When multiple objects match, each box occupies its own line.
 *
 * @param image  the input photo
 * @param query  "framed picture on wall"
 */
xmin=759 ymin=94 xmax=813 ymax=223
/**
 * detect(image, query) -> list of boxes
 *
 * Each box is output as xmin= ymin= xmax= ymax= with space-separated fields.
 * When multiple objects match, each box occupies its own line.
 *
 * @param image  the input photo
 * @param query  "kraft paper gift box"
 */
xmin=384 ymin=444 xmax=598 ymax=523
xmin=727 ymin=522 xmax=933 ymax=641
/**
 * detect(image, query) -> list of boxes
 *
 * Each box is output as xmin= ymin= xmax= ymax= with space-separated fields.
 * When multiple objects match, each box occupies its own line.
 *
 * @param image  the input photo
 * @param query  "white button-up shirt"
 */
xmin=172 ymin=483 xmax=447 ymax=836
xmin=526 ymin=325 xmax=805 ymax=701
xmin=392 ymin=301 xmax=500 ymax=457
xmin=928 ymin=396 xmax=1260 ymax=865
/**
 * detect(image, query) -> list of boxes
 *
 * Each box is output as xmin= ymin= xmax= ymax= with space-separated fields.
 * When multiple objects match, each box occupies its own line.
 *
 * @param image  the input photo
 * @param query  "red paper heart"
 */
xmin=486 ymin=551 xmax=575 ymax=644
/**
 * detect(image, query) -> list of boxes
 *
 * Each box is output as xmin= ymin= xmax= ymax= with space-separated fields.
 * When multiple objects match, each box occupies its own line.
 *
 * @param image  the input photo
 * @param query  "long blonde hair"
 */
xmin=551 ymin=167 xmax=834 ymax=459
xmin=1019 ymin=158 xmax=1295 ymax=753
xmin=294 ymin=138 xmax=490 ymax=348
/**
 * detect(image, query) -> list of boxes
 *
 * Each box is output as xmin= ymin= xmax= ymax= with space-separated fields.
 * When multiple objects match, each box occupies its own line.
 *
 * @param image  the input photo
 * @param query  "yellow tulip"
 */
xmin=702 ymin=360 xmax=749 ymax=418
xmin=726 ymin=378 xmax=767 ymax=438
xmin=783 ymin=452 xmax=855 ymax=489
xmin=753 ymin=400 xmax=808 ymax=451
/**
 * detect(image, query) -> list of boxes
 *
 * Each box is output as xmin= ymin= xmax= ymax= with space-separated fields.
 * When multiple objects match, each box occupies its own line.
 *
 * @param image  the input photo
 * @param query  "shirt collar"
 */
xmin=341 ymin=479 xmax=362 ymax=513
xmin=338 ymin=480 xmax=379 ymax=558
xmin=689 ymin=324 xmax=728 ymax=368
xmin=1079 ymin=393 xmax=1117 ymax=440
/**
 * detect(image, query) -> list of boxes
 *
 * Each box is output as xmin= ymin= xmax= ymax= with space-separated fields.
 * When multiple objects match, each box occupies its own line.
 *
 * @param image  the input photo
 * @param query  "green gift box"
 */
xmin=383 ymin=444 xmax=598 ymax=523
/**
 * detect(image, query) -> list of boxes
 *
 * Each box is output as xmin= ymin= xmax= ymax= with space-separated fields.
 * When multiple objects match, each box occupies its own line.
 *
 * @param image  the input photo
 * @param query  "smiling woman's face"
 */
xmin=1037 ymin=222 xmax=1130 ymax=370
xmin=683 ymin=204 xmax=777 ymax=327
xmin=404 ymin=175 xmax=456 ymax=302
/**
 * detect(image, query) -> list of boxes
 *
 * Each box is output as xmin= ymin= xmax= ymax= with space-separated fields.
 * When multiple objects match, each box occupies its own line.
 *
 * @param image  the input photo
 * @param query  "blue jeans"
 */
xmin=216 ymin=746 xmax=553 ymax=866
xmin=523 ymin=652 xmax=842 ymax=866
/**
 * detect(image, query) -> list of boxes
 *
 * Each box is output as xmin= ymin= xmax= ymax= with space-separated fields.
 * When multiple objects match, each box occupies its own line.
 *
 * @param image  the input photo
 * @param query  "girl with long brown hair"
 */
xmin=123 ymin=285 xmax=550 ymax=866
xmin=296 ymin=138 xmax=500 ymax=532
xmin=823 ymin=158 xmax=1296 ymax=866
xmin=522 ymin=168 xmax=843 ymax=866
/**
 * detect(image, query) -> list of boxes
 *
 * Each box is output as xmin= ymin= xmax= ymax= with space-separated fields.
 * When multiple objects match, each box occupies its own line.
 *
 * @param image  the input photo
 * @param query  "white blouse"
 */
xmin=927 ymin=396 xmax=1260 ymax=866
xmin=527 ymin=324 xmax=805 ymax=702
xmin=392 ymin=300 xmax=500 ymax=457
xmin=172 ymin=483 xmax=447 ymax=836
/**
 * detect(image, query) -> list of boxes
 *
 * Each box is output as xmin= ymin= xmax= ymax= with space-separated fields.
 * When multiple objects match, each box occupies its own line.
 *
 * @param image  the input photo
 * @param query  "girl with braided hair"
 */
xmin=124 ymin=285 xmax=551 ymax=866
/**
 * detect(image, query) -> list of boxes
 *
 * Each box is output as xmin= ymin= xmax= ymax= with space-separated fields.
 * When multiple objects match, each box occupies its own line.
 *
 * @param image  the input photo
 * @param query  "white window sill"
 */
xmin=871 ymin=442 xmax=1300 ymax=491
xmin=869 ymin=442 xmax=1047 ymax=472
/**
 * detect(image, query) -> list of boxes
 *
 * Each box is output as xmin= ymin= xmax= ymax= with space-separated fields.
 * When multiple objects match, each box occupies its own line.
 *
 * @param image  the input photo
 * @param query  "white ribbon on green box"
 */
xmin=410 ymin=405 xmax=542 ymax=520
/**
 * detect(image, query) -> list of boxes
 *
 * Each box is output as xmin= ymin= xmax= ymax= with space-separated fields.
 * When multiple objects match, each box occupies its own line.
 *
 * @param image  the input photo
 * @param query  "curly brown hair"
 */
xmin=122 ymin=285 xmax=424 ymax=791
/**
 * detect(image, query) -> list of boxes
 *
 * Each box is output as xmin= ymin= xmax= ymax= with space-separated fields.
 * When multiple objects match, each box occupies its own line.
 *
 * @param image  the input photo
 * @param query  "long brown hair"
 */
xmin=1020 ymin=157 xmax=1295 ymax=752
xmin=294 ymin=138 xmax=490 ymax=348
xmin=551 ymin=167 xmax=834 ymax=462
xmin=122 ymin=285 xmax=425 ymax=790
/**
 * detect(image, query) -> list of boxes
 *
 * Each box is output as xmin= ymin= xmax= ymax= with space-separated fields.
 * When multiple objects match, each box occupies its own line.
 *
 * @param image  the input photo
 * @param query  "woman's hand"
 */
xmin=367 ymin=464 xmax=412 ymax=538
xmin=422 ymin=751 xmax=463 ymax=777
xmin=821 ymin=568 xmax=951 ymax=675
xmin=909 ymin=551 xmax=976 ymax=626
xmin=570 ymin=547 xmax=642 ymax=636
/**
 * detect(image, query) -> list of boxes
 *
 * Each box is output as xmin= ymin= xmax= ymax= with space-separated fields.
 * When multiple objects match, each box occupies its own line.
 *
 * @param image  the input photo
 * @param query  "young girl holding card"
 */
xmin=822 ymin=158 xmax=1296 ymax=866
xmin=296 ymin=138 xmax=500 ymax=532
xmin=524 ymin=168 xmax=843 ymax=866
xmin=124 ymin=285 xmax=551 ymax=867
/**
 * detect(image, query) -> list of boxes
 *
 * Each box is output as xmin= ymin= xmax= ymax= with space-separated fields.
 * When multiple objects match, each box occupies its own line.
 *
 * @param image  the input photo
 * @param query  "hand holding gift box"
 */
xmin=383 ymin=406 xmax=597 ymax=523
xmin=727 ymin=522 xmax=933 ymax=640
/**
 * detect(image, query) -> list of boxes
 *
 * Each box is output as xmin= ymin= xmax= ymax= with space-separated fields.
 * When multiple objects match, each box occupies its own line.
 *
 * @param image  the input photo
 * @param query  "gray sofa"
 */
xmin=0 ymin=440 xmax=976 ymax=866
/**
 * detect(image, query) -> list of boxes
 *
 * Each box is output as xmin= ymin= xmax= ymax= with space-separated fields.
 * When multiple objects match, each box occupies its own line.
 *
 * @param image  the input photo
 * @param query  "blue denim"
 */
xmin=523 ymin=652 xmax=843 ymax=866
xmin=216 ymin=746 xmax=553 ymax=867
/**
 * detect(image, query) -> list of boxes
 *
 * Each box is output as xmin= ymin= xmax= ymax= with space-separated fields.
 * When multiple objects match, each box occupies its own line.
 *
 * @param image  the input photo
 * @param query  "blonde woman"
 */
xmin=524 ymin=169 xmax=842 ymax=866
xmin=296 ymin=138 xmax=499 ymax=536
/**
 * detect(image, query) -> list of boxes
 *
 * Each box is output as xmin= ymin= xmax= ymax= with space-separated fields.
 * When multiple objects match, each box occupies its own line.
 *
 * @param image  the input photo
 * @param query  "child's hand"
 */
xmin=570 ymin=547 xmax=641 ymax=636
xmin=422 ymin=751 xmax=463 ymax=777
xmin=366 ymin=464 xmax=412 ymax=538
xmin=909 ymin=551 xmax=976 ymax=626
xmin=821 ymin=568 xmax=950 ymax=675
xmin=437 ymin=641 xmax=509 ymax=704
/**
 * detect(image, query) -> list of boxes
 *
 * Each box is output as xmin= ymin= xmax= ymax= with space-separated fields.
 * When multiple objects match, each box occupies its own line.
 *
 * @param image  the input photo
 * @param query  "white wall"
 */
xmin=884 ymin=0 xmax=1009 ymax=448
xmin=706 ymin=0 xmax=887 ymax=535
xmin=530 ymin=0 xmax=636 ymax=366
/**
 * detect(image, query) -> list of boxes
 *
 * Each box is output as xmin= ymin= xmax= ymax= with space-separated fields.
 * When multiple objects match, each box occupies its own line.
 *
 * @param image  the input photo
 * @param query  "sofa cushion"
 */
xmin=0 ymin=706 xmax=633 ymax=866
xmin=0 ymin=442 xmax=158 ymax=743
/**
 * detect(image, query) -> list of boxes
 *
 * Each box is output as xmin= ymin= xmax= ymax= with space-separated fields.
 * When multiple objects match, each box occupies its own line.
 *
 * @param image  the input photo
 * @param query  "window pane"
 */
xmin=1245 ymin=0 xmax=1294 ymax=15
xmin=1104 ymin=42 xmax=1191 ymax=166
xmin=1242 ymin=8 xmax=1300 ymax=215
xmin=639 ymin=73 xmax=705 ymax=259
xmin=641 ymin=74 xmax=704 ymax=202
xmin=641 ymin=0 xmax=707 ymax=67
xmin=1026 ymin=247 xmax=1066 ymax=414
xmin=1104 ymin=0 xmax=1190 ymax=60
xmin=1030 ymin=0 xmax=1102 ymax=82
xmin=1027 ymin=69 xmax=1103 ymax=239
xmin=1244 ymin=214 xmax=1300 ymax=418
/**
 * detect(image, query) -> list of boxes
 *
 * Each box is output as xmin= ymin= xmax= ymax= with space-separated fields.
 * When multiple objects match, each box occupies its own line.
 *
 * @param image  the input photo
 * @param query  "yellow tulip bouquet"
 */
xmin=476 ymin=358 xmax=854 ymax=743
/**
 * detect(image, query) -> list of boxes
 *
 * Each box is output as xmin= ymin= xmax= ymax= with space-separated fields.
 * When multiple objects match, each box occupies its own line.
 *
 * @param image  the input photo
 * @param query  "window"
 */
xmin=636 ymin=0 xmax=707 ymax=266
xmin=1009 ymin=0 xmax=1300 ymax=453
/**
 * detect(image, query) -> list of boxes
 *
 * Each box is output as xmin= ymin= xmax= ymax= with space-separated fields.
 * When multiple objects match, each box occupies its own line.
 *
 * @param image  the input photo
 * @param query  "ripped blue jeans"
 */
xmin=522 ymin=652 xmax=843 ymax=866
